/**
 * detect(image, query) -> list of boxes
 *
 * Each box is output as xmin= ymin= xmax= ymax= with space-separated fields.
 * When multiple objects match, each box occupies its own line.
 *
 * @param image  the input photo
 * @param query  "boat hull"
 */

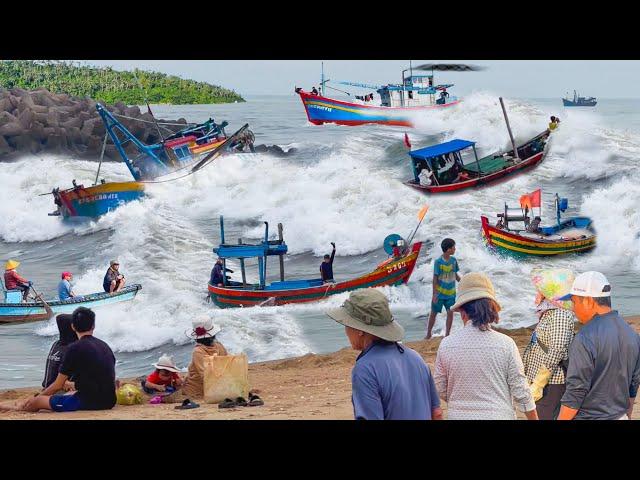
xmin=298 ymin=92 xmax=459 ymax=127
xmin=562 ymin=99 xmax=597 ymax=107
xmin=405 ymin=130 xmax=550 ymax=194
xmin=208 ymin=242 xmax=423 ymax=308
xmin=480 ymin=216 xmax=596 ymax=257
xmin=0 ymin=284 xmax=142 ymax=325
xmin=54 ymin=182 xmax=145 ymax=218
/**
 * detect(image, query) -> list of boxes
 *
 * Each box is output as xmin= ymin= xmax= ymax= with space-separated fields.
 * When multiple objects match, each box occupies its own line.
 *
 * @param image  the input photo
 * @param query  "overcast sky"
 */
xmin=85 ymin=60 xmax=640 ymax=98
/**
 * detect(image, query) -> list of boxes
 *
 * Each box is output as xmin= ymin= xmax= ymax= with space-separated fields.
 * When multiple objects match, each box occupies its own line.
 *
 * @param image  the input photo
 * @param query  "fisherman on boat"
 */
xmin=311 ymin=86 xmax=319 ymax=95
xmin=4 ymin=260 xmax=32 ymax=301
xmin=526 ymin=216 xmax=542 ymax=234
xmin=58 ymin=271 xmax=77 ymax=301
xmin=210 ymin=258 xmax=234 ymax=287
xmin=103 ymin=260 xmax=125 ymax=293
xmin=548 ymin=116 xmax=559 ymax=131
xmin=320 ymin=242 xmax=336 ymax=284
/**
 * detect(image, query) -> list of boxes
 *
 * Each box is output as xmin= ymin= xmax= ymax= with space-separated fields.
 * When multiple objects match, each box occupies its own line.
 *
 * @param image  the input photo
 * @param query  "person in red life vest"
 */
xmin=141 ymin=355 xmax=183 ymax=394
xmin=4 ymin=260 xmax=32 ymax=301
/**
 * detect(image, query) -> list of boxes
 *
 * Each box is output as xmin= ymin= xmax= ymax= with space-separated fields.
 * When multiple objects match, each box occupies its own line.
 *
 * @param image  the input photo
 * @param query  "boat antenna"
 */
xmin=133 ymin=69 xmax=165 ymax=143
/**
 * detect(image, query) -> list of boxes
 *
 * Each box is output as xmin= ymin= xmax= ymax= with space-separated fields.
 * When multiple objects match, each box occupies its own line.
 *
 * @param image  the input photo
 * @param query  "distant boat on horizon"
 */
xmin=562 ymin=90 xmax=597 ymax=107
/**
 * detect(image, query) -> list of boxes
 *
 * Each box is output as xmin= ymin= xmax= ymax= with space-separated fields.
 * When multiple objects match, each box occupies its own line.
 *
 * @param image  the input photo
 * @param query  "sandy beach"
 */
xmin=1 ymin=315 xmax=639 ymax=420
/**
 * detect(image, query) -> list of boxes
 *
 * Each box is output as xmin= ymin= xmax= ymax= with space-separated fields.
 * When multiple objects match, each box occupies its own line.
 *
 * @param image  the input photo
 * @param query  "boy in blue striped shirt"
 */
xmin=426 ymin=238 xmax=460 ymax=339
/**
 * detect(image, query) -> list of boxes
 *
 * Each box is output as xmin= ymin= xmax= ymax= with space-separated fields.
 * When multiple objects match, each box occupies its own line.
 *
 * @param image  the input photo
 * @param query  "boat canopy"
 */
xmin=409 ymin=139 xmax=475 ymax=160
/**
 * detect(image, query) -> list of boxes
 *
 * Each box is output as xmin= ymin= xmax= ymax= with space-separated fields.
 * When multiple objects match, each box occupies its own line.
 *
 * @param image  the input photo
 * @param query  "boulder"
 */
xmin=29 ymin=122 xmax=46 ymax=143
xmin=62 ymin=117 xmax=82 ymax=130
xmin=124 ymin=105 xmax=141 ymax=117
xmin=0 ymin=135 xmax=13 ymax=155
xmin=14 ymin=135 xmax=41 ymax=154
xmin=0 ymin=97 xmax=13 ymax=112
xmin=0 ymin=122 xmax=24 ymax=137
xmin=81 ymin=117 xmax=101 ymax=137
xmin=17 ymin=108 xmax=34 ymax=129
xmin=78 ymin=111 xmax=91 ymax=123
xmin=0 ymin=111 xmax=18 ymax=127
xmin=30 ymin=90 xmax=56 ymax=107
xmin=46 ymin=110 xmax=60 ymax=127
xmin=8 ymin=95 xmax=20 ymax=110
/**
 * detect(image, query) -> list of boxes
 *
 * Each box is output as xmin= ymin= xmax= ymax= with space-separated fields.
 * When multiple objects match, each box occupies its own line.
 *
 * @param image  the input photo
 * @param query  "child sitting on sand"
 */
xmin=141 ymin=355 xmax=183 ymax=394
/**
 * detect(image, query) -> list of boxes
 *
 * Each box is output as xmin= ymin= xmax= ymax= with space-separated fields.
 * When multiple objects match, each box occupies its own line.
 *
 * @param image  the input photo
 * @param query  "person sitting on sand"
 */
xmin=42 ymin=314 xmax=78 ymax=392
xmin=103 ymin=260 xmax=125 ymax=293
xmin=320 ymin=242 xmax=336 ymax=284
xmin=161 ymin=317 xmax=228 ymax=403
xmin=12 ymin=307 xmax=117 ymax=413
xmin=58 ymin=271 xmax=76 ymax=301
xmin=522 ymin=269 xmax=577 ymax=420
xmin=141 ymin=355 xmax=183 ymax=394
xmin=433 ymin=272 xmax=538 ymax=420
xmin=326 ymin=289 xmax=443 ymax=420
xmin=4 ymin=259 xmax=32 ymax=301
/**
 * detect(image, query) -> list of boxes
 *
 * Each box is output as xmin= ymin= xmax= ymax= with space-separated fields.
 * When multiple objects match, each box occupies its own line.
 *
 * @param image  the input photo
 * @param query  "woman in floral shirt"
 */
xmin=523 ymin=268 xmax=577 ymax=420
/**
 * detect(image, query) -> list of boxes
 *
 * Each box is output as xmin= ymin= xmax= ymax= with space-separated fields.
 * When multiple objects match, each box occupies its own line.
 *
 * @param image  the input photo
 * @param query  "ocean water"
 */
xmin=1 ymin=93 xmax=639 ymax=388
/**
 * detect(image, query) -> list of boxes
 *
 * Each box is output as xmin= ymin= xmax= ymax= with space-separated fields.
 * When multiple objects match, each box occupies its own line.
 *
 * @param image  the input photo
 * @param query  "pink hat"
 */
xmin=61 ymin=271 xmax=72 ymax=279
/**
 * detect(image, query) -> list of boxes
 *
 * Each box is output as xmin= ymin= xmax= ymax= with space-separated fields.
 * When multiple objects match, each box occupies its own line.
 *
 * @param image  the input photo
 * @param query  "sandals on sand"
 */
xmin=218 ymin=395 xmax=264 ymax=409
xmin=174 ymin=399 xmax=200 ymax=410
xmin=248 ymin=393 xmax=264 ymax=407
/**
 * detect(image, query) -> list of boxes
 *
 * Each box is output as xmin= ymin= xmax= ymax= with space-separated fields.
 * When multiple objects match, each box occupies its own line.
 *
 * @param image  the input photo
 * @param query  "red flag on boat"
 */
xmin=519 ymin=189 xmax=542 ymax=209
xmin=404 ymin=132 xmax=412 ymax=149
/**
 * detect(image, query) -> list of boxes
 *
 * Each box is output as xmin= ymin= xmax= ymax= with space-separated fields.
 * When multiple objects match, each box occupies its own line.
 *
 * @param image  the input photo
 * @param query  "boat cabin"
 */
xmin=408 ymin=139 xmax=479 ymax=186
xmin=378 ymin=75 xmax=455 ymax=108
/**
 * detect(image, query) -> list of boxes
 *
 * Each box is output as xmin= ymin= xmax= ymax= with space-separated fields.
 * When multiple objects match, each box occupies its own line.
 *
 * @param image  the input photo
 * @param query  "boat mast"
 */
xmin=321 ymin=61 xmax=324 ymax=96
xmin=499 ymin=97 xmax=519 ymax=160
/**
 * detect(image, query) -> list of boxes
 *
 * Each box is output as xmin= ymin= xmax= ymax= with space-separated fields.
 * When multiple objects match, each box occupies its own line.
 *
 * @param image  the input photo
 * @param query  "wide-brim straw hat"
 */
xmin=326 ymin=289 xmax=404 ymax=342
xmin=451 ymin=272 xmax=502 ymax=312
xmin=530 ymin=268 xmax=575 ymax=310
xmin=5 ymin=259 xmax=19 ymax=270
xmin=152 ymin=354 xmax=181 ymax=373
xmin=188 ymin=316 xmax=221 ymax=339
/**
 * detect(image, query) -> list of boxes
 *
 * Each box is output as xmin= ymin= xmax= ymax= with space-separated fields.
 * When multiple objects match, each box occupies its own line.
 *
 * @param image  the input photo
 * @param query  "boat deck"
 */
xmin=463 ymin=154 xmax=511 ymax=174
xmin=504 ymin=228 xmax=595 ymax=242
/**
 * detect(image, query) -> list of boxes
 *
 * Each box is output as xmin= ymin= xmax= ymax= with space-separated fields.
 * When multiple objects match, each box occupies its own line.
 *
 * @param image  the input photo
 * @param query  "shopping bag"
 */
xmin=203 ymin=354 xmax=249 ymax=404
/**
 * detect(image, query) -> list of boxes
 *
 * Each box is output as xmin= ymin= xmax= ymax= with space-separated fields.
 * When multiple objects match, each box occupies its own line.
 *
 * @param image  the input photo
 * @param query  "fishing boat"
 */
xmin=481 ymin=191 xmax=596 ymax=257
xmin=404 ymin=98 xmax=551 ymax=194
xmin=562 ymin=90 xmax=597 ymax=107
xmin=49 ymin=180 xmax=145 ymax=218
xmin=207 ymin=217 xmax=424 ymax=308
xmin=0 ymin=284 xmax=142 ymax=325
xmin=295 ymin=63 xmax=483 ymax=127
xmin=96 ymin=104 xmax=255 ymax=181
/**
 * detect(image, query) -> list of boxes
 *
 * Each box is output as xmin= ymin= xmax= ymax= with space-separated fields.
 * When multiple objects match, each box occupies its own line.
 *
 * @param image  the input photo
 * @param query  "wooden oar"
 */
xmin=30 ymin=285 xmax=54 ymax=320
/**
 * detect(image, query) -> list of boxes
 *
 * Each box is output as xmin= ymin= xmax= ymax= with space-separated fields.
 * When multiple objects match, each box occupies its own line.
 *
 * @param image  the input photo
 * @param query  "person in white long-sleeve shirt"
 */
xmin=434 ymin=272 xmax=538 ymax=420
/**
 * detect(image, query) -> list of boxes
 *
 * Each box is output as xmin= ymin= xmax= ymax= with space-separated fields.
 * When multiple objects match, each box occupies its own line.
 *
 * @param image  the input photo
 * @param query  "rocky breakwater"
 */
xmin=0 ymin=87 xmax=188 ymax=161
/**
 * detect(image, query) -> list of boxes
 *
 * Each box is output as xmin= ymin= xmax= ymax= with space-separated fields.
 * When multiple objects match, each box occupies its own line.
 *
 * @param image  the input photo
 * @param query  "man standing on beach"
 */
xmin=327 ymin=289 xmax=443 ymax=420
xmin=19 ymin=307 xmax=117 ymax=413
xmin=557 ymin=272 xmax=640 ymax=420
xmin=426 ymin=238 xmax=460 ymax=339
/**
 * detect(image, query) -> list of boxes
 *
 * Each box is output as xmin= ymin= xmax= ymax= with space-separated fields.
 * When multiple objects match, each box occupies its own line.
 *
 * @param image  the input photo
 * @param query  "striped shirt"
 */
xmin=434 ymin=256 xmax=459 ymax=299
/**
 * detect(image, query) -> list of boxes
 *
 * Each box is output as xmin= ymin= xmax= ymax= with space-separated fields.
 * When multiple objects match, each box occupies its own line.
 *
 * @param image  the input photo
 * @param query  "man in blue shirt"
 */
xmin=327 ymin=288 xmax=442 ymax=420
xmin=557 ymin=271 xmax=640 ymax=420
xmin=57 ymin=271 xmax=76 ymax=301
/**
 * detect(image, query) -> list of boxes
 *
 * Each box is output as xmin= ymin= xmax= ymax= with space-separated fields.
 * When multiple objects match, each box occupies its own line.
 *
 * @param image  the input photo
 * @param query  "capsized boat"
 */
xmin=562 ymin=90 xmax=597 ymax=107
xmin=49 ymin=180 xmax=145 ymax=218
xmin=96 ymin=104 xmax=255 ymax=181
xmin=0 ymin=284 xmax=142 ymax=325
xmin=207 ymin=217 xmax=423 ymax=308
xmin=404 ymin=98 xmax=551 ymax=194
xmin=481 ymin=192 xmax=596 ymax=257
xmin=295 ymin=62 xmax=481 ymax=127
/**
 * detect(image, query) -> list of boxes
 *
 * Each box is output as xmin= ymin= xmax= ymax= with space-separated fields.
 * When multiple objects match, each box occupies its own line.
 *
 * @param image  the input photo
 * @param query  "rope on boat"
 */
xmin=322 ymin=282 xmax=337 ymax=299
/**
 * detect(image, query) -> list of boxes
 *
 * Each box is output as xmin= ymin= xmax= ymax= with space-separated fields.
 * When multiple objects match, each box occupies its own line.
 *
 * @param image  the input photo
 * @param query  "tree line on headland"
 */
xmin=0 ymin=60 xmax=244 ymax=105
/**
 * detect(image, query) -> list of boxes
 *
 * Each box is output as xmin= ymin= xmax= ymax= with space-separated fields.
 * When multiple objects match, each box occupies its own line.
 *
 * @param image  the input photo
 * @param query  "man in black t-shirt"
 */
xmin=21 ymin=307 xmax=117 ymax=413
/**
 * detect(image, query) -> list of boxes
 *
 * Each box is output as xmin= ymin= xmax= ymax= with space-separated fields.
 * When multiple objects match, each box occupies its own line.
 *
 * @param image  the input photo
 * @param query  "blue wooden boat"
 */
xmin=96 ymin=104 xmax=255 ymax=181
xmin=562 ymin=90 xmax=597 ymax=107
xmin=0 ymin=284 xmax=142 ymax=325
xmin=49 ymin=181 xmax=145 ymax=218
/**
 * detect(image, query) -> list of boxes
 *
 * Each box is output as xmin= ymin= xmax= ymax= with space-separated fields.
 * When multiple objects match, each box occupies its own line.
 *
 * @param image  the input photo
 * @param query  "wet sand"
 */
xmin=1 ymin=316 xmax=639 ymax=420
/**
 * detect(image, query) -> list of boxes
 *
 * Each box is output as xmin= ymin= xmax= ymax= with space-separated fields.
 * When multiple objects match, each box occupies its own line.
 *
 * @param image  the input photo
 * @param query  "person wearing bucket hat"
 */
xmin=521 ymin=268 xmax=577 ymax=420
xmin=4 ymin=259 xmax=32 ymax=301
xmin=556 ymin=272 xmax=640 ymax=420
xmin=174 ymin=316 xmax=228 ymax=400
xmin=327 ymin=289 xmax=443 ymax=420
xmin=141 ymin=355 xmax=183 ymax=394
xmin=433 ymin=272 xmax=538 ymax=420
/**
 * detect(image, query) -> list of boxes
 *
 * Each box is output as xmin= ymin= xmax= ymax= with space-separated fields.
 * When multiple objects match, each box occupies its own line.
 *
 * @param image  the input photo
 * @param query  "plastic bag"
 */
xmin=116 ymin=383 xmax=143 ymax=405
xmin=203 ymin=354 xmax=249 ymax=404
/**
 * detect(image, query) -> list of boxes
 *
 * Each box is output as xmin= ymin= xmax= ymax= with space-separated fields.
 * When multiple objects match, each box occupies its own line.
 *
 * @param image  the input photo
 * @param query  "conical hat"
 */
xmin=5 ymin=260 xmax=19 ymax=270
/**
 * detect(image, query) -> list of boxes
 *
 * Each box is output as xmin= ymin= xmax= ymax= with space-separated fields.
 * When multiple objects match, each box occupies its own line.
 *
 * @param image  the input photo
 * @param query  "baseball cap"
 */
xmin=557 ymin=271 xmax=611 ymax=300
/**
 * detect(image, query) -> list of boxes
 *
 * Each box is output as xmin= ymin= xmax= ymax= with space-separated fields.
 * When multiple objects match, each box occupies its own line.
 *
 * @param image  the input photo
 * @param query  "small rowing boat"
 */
xmin=49 ymin=181 xmax=145 ymax=218
xmin=0 ymin=284 xmax=142 ymax=325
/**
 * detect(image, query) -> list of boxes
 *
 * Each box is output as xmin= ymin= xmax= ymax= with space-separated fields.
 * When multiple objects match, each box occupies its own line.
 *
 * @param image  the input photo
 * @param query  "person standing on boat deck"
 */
xmin=320 ymin=242 xmax=336 ymax=284
xmin=548 ymin=116 xmax=558 ymax=131
xmin=556 ymin=272 xmax=640 ymax=420
xmin=311 ymin=86 xmax=319 ymax=95
xmin=58 ymin=272 xmax=76 ymax=301
xmin=4 ymin=259 xmax=32 ymax=301
xmin=103 ymin=260 xmax=125 ymax=293
xmin=426 ymin=239 xmax=460 ymax=339
xmin=326 ymin=289 xmax=443 ymax=420
xmin=210 ymin=258 xmax=234 ymax=287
